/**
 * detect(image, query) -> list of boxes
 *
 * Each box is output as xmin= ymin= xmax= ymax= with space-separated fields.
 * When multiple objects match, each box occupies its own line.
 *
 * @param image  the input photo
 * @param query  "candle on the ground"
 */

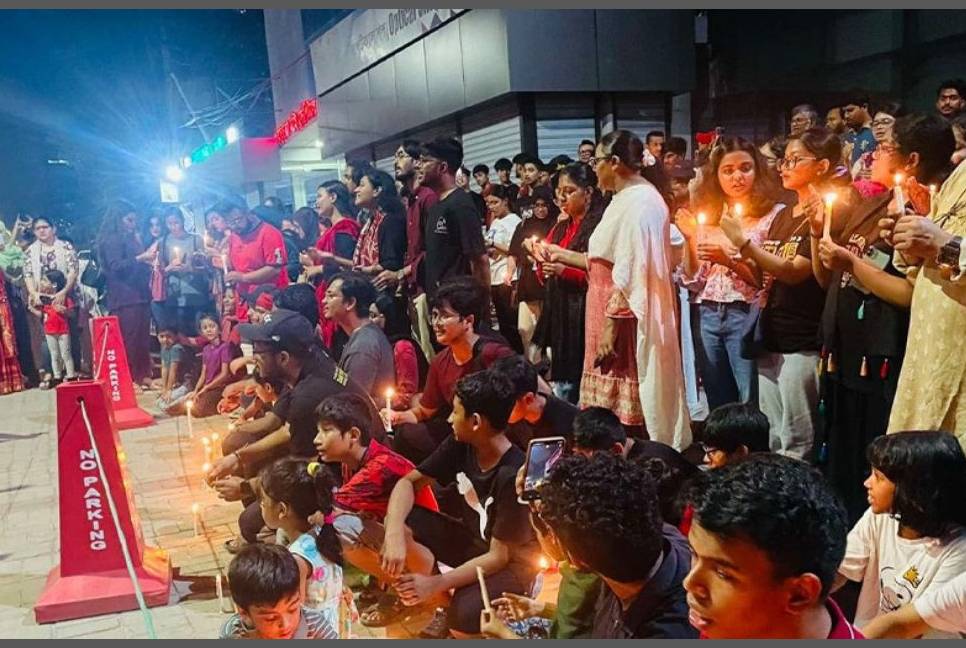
xmin=191 ymin=502 xmax=200 ymax=536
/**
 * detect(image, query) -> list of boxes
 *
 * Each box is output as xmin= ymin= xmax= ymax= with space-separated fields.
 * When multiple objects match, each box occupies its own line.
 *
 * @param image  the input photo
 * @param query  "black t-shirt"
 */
xmin=531 ymin=394 xmax=579 ymax=441
xmin=760 ymin=207 xmax=826 ymax=353
xmin=510 ymin=215 xmax=556 ymax=302
xmin=418 ymin=436 xmax=539 ymax=570
xmin=273 ymin=357 xmax=385 ymax=457
xmin=423 ymin=190 xmax=486 ymax=296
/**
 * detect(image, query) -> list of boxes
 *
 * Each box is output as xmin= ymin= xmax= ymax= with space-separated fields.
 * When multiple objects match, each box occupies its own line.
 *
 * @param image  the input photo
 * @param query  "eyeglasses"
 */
xmin=777 ymin=156 xmax=817 ymax=170
xmin=790 ymin=116 xmax=812 ymax=126
xmin=590 ymin=155 xmax=612 ymax=167
xmin=430 ymin=312 xmax=460 ymax=324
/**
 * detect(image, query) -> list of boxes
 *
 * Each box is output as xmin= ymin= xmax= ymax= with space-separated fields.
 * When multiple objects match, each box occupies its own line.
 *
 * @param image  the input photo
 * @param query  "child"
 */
xmin=220 ymin=543 xmax=338 ymax=640
xmin=700 ymin=403 xmax=770 ymax=469
xmin=258 ymin=456 xmax=354 ymax=638
xmin=836 ymin=431 xmax=966 ymax=639
xmin=38 ymin=270 xmax=76 ymax=386
xmin=154 ymin=324 xmax=189 ymax=414
xmin=169 ymin=313 xmax=239 ymax=418
xmin=685 ymin=454 xmax=859 ymax=639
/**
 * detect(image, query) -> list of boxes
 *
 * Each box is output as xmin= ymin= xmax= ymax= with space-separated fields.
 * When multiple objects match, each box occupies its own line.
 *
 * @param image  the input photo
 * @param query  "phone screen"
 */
xmin=521 ymin=437 xmax=566 ymax=501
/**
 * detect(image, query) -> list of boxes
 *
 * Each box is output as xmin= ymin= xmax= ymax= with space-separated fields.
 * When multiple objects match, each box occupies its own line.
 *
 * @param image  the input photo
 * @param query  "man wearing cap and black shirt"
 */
xmin=207 ymin=308 xmax=384 ymax=549
xmin=222 ymin=197 xmax=289 ymax=299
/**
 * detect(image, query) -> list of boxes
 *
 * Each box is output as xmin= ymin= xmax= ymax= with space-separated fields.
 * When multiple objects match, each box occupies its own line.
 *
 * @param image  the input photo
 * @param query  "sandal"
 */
xmin=360 ymin=594 xmax=409 ymax=628
xmin=356 ymin=585 xmax=383 ymax=610
xmin=39 ymin=373 xmax=53 ymax=390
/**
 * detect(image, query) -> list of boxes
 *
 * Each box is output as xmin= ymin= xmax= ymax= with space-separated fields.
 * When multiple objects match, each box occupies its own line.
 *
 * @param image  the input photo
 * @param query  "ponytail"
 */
xmin=307 ymin=462 xmax=344 ymax=567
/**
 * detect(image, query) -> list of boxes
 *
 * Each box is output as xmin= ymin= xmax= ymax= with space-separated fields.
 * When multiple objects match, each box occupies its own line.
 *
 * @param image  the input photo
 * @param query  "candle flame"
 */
xmin=929 ymin=184 xmax=937 ymax=194
xmin=202 ymin=462 xmax=211 ymax=473
xmin=538 ymin=555 xmax=550 ymax=570
xmin=191 ymin=503 xmax=199 ymax=514
xmin=201 ymin=436 xmax=210 ymax=446
xmin=212 ymin=432 xmax=220 ymax=442
xmin=697 ymin=212 xmax=707 ymax=226
xmin=893 ymin=173 xmax=904 ymax=186
xmin=185 ymin=399 xmax=194 ymax=413
xmin=734 ymin=203 xmax=744 ymax=217
xmin=385 ymin=387 xmax=395 ymax=398
xmin=824 ymin=192 xmax=837 ymax=207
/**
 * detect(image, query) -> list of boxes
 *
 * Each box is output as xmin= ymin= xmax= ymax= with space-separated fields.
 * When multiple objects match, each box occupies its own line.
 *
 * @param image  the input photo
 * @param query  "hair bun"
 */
xmin=307 ymin=461 xmax=322 ymax=477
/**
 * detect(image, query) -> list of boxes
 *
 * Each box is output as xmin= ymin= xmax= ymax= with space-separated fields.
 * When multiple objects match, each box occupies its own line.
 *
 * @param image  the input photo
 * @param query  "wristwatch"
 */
xmin=937 ymin=235 xmax=963 ymax=269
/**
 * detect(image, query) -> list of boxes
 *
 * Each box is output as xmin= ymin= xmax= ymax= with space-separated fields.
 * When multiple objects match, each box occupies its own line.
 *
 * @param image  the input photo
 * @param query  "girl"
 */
xmin=168 ymin=313 xmax=239 ymax=418
xmin=837 ymin=431 xmax=966 ymax=639
xmin=510 ymin=185 xmax=558 ymax=363
xmin=678 ymin=136 xmax=785 ymax=411
xmin=258 ymin=457 xmax=355 ymax=638
xmin=483 ymin=185 xmax=523 ymax=353
xmin=351 ymin=169 xmax=407 ymax=281
xmin=714 ymin=128 xmax=854 ymax=460
xmin=37 ymin=270 xmax=76 ymax=386
xmin=369 ymin=292 xmax=429 ymax=409
xmin=202 ymin=207 xmax=230 ymax=318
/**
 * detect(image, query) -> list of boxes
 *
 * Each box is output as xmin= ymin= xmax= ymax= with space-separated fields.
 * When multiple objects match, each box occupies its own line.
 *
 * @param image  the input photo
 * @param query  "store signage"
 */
xmin=188 ymin=134 xmax=228 ymax=165
xmin=274 ymin=99 xmax=319 ymax=146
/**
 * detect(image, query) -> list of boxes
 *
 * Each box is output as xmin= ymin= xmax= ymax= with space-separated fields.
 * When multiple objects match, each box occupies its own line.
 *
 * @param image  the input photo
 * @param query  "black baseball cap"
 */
xmin=238 ymin=309 xmax=316 ymax=351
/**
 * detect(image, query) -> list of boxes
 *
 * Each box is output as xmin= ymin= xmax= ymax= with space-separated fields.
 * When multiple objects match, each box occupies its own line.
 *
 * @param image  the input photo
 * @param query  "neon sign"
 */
xmin=274 ymin=98 xmax=318 ymax=145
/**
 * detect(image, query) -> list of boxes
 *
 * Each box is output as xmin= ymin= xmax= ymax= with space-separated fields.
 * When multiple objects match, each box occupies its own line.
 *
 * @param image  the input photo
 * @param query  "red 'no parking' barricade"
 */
xmin=90 ymin=316 xmax=153 ymax=430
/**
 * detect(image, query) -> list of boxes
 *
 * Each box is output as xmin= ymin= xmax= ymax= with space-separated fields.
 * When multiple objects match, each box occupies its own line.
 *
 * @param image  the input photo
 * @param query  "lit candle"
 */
xmin=538 ymin=555 xmax=550 ymax=571
xmin=191 ymin=502 xmax=200 ymax=536
xmin=185 ymin=399 xmax=194 ymax=439
xmin=734 ymin=203 xmax=744 ymax=218
xmin=221 ymin=252 xmax=229 ymax=281
xmin=823 ymin=192 xmax=837 ymax=240
xmin=204 ymin=444 xmax=212 ymax=464
xmin=172 ymin=247 xmax=182 ymax=265
xmin=893 ymin=173 xmax=906 ymax=214
xmin=696 ymin=212 xmax=707 ymax=242
xmin=385 ymin=388 xmax=395 ymax=434
xmin=929 ymin=184 xmax=938 ymax=218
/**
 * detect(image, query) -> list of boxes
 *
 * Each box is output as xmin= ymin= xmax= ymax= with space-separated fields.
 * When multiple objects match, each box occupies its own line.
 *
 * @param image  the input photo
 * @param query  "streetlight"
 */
xmin=165 ymin=165 xmax=184 ymax=183
xmin=226 ymin=126 xmax=240 ymax=144
xmin=314 ymin=139 xmax=324 ymax=148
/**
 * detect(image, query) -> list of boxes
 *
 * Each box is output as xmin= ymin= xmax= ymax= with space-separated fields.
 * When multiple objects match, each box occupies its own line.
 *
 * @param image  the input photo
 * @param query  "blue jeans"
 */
xmin=696 ymin=301 xmax=757 ymax=411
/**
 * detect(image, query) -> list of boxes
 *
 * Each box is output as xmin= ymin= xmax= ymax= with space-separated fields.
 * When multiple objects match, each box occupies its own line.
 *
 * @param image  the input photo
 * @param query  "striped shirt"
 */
xmin=219 ymin=606 xmax=338 ymax=640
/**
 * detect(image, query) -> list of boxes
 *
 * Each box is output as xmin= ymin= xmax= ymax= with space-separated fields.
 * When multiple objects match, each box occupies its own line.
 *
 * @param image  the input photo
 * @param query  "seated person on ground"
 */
xmin=220 ymin=543 xmax=338 ymax=640
xmin=700 ymin=402 xmax=770 ymax=469
xmin=495 ymin=354 xmax=577 ymax=448
xmin=862 ymin=571 xmax=966 ymax=638
xmin=686 ymin=454 xmax=859 ymax=639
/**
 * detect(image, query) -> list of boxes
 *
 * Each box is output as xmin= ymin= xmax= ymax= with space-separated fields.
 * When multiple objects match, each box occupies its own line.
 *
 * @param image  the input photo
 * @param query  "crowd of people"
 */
xmin=2 ymin=78 xmax=966 ymax=640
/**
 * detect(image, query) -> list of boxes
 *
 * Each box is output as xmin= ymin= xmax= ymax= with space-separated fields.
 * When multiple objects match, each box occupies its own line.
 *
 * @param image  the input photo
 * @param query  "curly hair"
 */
xmin=867 ymin=430 xmax=966 ymax=538
xmin=689 ymin=454 xmax=847 ymax=596
xmin=538 ymin=453 xmax=663 ymax=581
xmin=694 ymin=136 xmax=780 ymax=220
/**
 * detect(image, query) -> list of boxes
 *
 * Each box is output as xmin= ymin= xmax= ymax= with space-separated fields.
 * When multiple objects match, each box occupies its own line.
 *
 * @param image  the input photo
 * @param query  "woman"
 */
xmin=679 ymin=137 xmax=784 ymax=411
xmin=483 ymin=185 xmax=523 ymax=353
xmin=139 ymin=210 xmax=168 ymax=328
xmin=303 ymin=181 xmax=360 ymax=353
xmin=370 ymin=292 xmax=429 ymax=409
xmin=881 ymin=115 xmax=962 ymax=444
xmin=510 ymin=185 xmax=558 ymax=362
xmin=533 ymin=162 xmax=604 ymax=404
xmin=714 ymin=128 xmax=851 ymax=459
xmin=159 ymin=207 xmax=211 ymax=336
xmin=201 ymin=207 xmax=229 ymax=317
xmin=836 ymin=431 xmax=966 ymax=639
xmin=546 ymin=130 xmax=690 ymax=448
xmin=853 ymin=100 xmax=906 ymax=197
xmin=351 ymin=169 xmax=407 ymax=281
xmin=812 ymin=114 xmax=949 ymax=523
xmin=97 ymin=200 xmax=153 ymax=387
xmin=281 ymin=207 xmax=320 ymax=282
xmin=0 ymin=222 xmax=25 ymax=395
xmin=24 ymin=216 xmax=79 ymax=387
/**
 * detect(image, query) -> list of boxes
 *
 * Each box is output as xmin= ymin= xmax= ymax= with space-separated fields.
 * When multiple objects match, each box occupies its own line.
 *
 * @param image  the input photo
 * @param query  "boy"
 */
xmin=154 ymin=324 xmax=190 ymax=414
xmin=380 ymin=370 xmax=539 ymax=637
xmin=220 ymin=543 xmax=338 ymax=639
xmin=495 ymin=354 xmax=577 ymax=447
xmin=700 ymin=403 xmax=770 ymax=469
xmin=685 ymin=454 xmax=860 ymax=639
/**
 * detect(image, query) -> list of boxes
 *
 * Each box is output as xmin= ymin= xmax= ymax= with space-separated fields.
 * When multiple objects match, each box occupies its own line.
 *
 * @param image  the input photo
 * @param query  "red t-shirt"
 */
xmin=420 ymin=339 xmax=514 ymax=412
xmin=42 ymin=298 xmax=73 ymax=336
xmin=335 ymin=439 xmax=438 ymax=519
xmin=697 ymin=599 xmax=863 ymax=639
xmin=227 ymin=222 xmax=288 ymax=296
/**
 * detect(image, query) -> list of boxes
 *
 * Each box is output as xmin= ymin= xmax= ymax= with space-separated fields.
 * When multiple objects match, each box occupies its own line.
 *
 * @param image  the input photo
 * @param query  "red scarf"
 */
xmin=314 ymin=217 xmax=361 ymax=349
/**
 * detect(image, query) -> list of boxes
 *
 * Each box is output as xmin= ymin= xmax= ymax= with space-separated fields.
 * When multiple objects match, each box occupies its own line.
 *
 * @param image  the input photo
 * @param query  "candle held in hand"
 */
xmin=696 ymin=212 xmax=707 ymax=242
xmin=823 ymin=192 xmax=837 ymax=240
xmin=893 ymin=173 xmax=906 ymax=214
xmin=385 ymin=388 xmax=395 ymax=433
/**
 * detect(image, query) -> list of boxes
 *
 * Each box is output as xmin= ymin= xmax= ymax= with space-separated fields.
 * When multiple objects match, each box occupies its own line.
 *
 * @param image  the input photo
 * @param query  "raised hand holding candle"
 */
xmin=893 ymin=173 xmax=906 ymax=214
xmin=823 ymin=192 xmax=837 ymax=240
xmin=696 ymin=212 xmax=707 ymax=242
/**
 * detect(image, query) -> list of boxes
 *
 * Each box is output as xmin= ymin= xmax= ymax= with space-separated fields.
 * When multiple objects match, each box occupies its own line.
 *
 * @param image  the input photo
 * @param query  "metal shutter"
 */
xmin=462 ymin=116 xmax=523 ymax=182
xmin=375 ymin=155 xmax=395 ymax=174
xmin=536 ymin=118 xmax=596 ymax=163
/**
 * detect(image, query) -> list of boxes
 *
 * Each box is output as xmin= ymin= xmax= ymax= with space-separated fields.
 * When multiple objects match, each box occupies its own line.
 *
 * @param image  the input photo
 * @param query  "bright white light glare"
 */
xmin=165 ymin=165 xmax=184 ymax=183
xmin=314 ymin=139 xmax=324 ymax=148
xmin=181 ymin=156 xmax=192 ymax=169
xmin=226 ymin=126 xmax=240 ymax=144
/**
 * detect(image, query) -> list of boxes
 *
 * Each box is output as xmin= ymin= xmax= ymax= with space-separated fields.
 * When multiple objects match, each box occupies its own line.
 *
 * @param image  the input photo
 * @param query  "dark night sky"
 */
xmin=0 ymin=9 xmax=271 ymax=235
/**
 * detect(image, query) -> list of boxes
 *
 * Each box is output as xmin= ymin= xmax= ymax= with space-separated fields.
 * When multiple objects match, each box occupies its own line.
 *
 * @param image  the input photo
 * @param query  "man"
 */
xmin=417 ymin=137 xmax=490 ymax=296
xmin=208 ymin=309 xmax=383 ymax=548
xmin=826 ymin=106 xmax=847 ymax=138
xmin=936 ymin=79 xmax=966 ymax=121
xmin=342 ymin=159 xmax=371 ymax=194
xmin=323 ymin=271 xmax=395 ymax=399
xmin=457 ymin=166 xmax=487 ymax=223
xmin=472 ymin=164 xmax=492 ymax=197
xmin=220 ymin=544 xmax=338 ymax=640
xmin=685 ymin=454 xmax=860 ymax=639
xmin=645 ymin=130 xmax=666 ymax=160
xmin=663 ymin=136 xmax=688 ymax=168
xmin=538 ymin=453 xmax=697 ymax=639
xmin=388 ymin=277 xmax=513 ymax=464
xmin=577 ymin=139 xmax=595 ymax=165
xmin=376 ymin=139 xmax=438 ymax=297
xmin=700 ymin=402 xmax=770 ymax=469
xmin=222 ymin=196 xmax=288 ymax=299
xmin=789 ymin=103 xmax=819 ymax=136
xmin=522 ymin=156 xmax=547 ymax=189
xmin=842 ymin=93 xmax=877 ymax=166
xmin=495 ymin=354 xmax=577 ymax=444
xmin=493 ymin=158 xmax=518 ymax=202
xmin=381 ymin=370 xmax=540 ymax=638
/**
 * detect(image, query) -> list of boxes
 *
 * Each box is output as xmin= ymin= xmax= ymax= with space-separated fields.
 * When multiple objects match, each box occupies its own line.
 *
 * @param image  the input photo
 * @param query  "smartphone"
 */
xmin=519 ymin=437 xmax=566 ymax=504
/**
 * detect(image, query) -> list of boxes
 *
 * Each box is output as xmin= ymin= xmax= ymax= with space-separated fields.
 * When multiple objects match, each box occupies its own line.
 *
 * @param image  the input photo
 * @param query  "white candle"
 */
xmin=893 ymin=173 xmax=906 ymax=214
xmin=191 ymin=502 xmax=200 ymax=536
xmin=216 ymin=574 xmax=227 ymax=612
xmin=385 ymin=388 xmax=395 ymax=433
xmin=734 ymin=203 xmax=744 ymax=218
xmin=172 ymin=247 xmax=182 ymax=265
xmin=823 ymin=192 xmax=837 ymax=240
xmin=202 ymin=462 xmax=211 ymax=490
xmin=211 ymin=432 xmax=221 ymax=457
xmin=929 ymin=184 xmax=938 ymax=218
xmin=185 ymin=399 xmax=194 ymax=439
